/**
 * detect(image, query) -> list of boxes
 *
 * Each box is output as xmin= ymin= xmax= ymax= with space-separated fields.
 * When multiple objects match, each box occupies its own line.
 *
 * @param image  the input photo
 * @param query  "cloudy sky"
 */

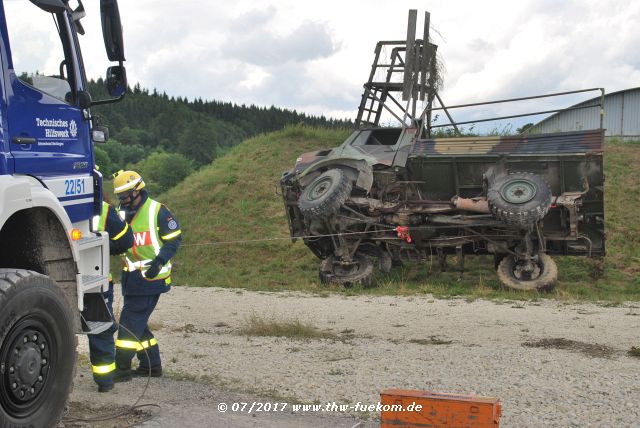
xmin=12 ymin=0 xmax=640 ymax=127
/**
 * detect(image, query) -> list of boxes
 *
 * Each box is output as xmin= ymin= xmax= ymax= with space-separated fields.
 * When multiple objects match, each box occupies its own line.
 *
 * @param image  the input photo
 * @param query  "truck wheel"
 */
xmin=0 ymin=269 xmax=76 ymax=428
xmin=319 ymin=253 xmax=374 ymax=288
xmin=487 ymin=172 xmax=552 ymax=228
xmin=357 ymin=243 xmax=393 ymax=274
xmin=497 ymin=253 xmax=558 ymax=291
xmin=299 ymin=169 xmax=352 ymax=220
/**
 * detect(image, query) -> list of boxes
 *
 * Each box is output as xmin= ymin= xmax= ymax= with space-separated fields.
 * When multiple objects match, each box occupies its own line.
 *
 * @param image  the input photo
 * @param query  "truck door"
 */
xmin=2 ymin=2 xmax=93 ymax=223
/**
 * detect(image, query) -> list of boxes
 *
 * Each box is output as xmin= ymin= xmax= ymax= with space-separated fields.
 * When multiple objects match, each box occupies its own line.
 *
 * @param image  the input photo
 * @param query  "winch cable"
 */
xmin=181 ymin=225 xmax=517 ymax=248
xmin=182 ymin=227 xmax=396 ymax=247
xmin=61 ymin=230 xmax=401 ymax=423
xmin=62 ymin=324 xmax=160 ymax=424
xmin=63 ymin=222 xmax=515 ymax=423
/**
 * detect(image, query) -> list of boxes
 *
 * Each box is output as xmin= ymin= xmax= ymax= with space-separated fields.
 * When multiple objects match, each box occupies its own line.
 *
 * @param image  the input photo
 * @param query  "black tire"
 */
xmin=298 ymin=169 xmax=352 ymax=220
xmin=357 ymin=243 xmax=393 ymax=274
xmin=0 ymin=269 xmax=76 ymax=428
xmin=377 ymin=251 xmax=392 ymax=274
xmin=487 ymin=172 xmax=552 ymax=228
xmin=319 ymin=253 xmax=374 ymax=288
xmin=497 ymin=253 xmax=558 ymax=291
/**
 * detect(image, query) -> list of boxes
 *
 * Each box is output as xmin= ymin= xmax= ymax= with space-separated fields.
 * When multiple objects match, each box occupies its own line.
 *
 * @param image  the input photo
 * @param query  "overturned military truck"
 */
xmin=281 ymin=10 xmax=605 ymax=291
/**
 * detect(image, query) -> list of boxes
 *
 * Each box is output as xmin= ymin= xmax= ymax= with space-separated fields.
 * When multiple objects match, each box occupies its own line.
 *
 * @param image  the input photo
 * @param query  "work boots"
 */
xmin=133 ymin=365 xmax=163 ymax=377
xmin=112 ymin=367 xmax=133 ymax=382
xmin=98 ymin=383 xmax=114 ymax=393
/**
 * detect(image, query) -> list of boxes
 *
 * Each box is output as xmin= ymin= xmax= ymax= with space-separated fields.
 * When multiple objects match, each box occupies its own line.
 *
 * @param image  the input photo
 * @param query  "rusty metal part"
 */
xmin=429 ymin=215 xmax=502 ymax=227
xmin=452 ymin=196 xmax=490 ymax=213
xmin=396 ymin=209 xmax=411 ymax=226
xmin=402 ymin=200 xmax=455 ymax=213
xmin=552 ymin=177 xmax=590 ymax=239
xmin=347 ymin=197 xmax=385 ymax=212
xmin=347 ymin=196 xmax=455 ymax=215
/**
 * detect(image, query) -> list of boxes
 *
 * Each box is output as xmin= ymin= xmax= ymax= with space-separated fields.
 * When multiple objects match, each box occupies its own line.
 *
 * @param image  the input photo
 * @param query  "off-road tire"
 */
xmin=357 ymin=243 xmax=393 ymax=274
xmin=497 ymin=253 xmax=558 ymax=291
xmin=487 ymin=172 xmax=552 ymax=228
xmin=0 ymin=269 xmax=76 ymax=428
xmin=299 ymin=169 xmax=352 ymax=220
xmin=319 ymin=252 xmax=374 ymax=288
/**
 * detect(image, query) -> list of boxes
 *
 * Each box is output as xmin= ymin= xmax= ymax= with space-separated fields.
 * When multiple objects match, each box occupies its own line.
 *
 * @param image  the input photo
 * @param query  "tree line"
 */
xmin=89 ymin=79 xmax=352 ymax=192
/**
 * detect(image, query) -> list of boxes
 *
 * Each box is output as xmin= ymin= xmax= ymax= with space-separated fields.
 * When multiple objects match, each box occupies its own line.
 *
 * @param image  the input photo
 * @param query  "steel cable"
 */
xmin=61 ymin=323 xmax=160 ymax=424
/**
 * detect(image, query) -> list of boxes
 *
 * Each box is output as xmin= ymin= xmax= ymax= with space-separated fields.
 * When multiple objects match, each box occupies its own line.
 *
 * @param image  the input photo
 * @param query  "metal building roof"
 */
xmin=530 ymin=87 xmax=640 ymax=139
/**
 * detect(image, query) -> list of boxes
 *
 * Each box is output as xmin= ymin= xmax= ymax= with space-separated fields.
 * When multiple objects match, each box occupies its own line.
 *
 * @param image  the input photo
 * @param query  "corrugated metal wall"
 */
xmin=530 ymin=88 xmax=640 ymax=139
xmin=622 ymin=89 xmax=640 ymax=137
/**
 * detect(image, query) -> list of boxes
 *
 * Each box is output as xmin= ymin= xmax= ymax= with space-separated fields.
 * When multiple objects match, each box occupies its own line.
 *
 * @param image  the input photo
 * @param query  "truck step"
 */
xmin=82 ymin=320 xmax=115 ymax=335
xmin=81 ymin=274 xmax=108 ymax=293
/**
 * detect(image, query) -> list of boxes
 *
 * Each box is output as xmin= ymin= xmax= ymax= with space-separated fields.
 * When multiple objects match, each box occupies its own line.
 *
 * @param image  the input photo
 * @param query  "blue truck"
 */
xmin=0 ymin=0 xmax=126 ymax=424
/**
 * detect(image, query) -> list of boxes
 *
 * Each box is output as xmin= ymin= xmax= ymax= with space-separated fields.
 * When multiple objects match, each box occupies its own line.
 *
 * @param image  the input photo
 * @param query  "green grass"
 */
xmin=162 ymin=125 xmax=350 ymax=292
xmin=408 ymin=336 xmax=453 ymax=346
xmin=239 ymin=313 xmax=335 ymax=340
xmin=159 ymin=126 xmax=640 ymax=301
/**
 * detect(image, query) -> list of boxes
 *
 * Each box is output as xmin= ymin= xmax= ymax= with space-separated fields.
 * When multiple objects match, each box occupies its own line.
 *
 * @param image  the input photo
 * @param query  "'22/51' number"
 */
xmin=64 ymin=178 xmax=85 ymax=195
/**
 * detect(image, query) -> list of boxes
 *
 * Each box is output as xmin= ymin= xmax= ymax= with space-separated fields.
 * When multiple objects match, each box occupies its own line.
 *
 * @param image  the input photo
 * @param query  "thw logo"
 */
xmin=133 ymin=232 xmax=150 ymax=246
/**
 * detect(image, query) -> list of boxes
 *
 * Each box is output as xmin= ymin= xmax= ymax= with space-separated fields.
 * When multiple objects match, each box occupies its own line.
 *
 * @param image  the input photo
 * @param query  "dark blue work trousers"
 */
xmin=115 ymin=294 xmax=162 ymax=369
xmin=88 ymin=281 xmax=117 ymax=388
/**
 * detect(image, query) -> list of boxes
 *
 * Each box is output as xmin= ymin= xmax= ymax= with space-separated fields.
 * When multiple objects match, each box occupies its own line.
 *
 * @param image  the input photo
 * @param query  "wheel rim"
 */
xmin=500 ymin=179 xmax=537 ymax=204
xmin=333 ymin=261 xmax=361 ymax=276
xmin=0 ymin=317 xmax=53 ymax=418
xmin=512 ymin=260 xmax=542 ymax=281
xmin=320 ymin=253 xmax=373 ymax=286
xmin=307 ymin=176 xmax=334 ymax=201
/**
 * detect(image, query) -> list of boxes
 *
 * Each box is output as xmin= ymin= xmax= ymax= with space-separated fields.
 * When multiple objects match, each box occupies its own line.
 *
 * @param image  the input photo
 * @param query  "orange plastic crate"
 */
xmin=380 ymin=389 xmax=501 ymax=428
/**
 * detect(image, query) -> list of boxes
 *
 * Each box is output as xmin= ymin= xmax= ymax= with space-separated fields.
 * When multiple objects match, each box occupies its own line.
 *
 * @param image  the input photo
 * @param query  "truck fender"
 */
xmin=0 ymin=175 xmax=83 ymax=318
xmin=298 ymin=158 xmax=374 ymax=193
xmin=0 ymin=175 xmax=78 ymax=261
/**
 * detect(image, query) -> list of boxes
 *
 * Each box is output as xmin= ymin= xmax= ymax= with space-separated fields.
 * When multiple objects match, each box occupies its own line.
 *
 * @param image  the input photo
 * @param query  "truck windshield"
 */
xmin=4 ymin=2 xmax=72 ymax=104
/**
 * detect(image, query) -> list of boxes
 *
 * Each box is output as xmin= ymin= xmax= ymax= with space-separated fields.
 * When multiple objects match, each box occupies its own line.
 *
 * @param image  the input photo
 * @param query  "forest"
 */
xmin=89 ymin=79 xmax=351 ymax=193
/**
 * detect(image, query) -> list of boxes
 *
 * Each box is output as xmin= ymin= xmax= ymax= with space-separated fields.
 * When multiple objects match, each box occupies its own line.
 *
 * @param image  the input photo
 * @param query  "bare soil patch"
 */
xmin=60 ymin=402 xmax=153 ymax=427
xmin=522 ymin=337 xmax=615 ymax=358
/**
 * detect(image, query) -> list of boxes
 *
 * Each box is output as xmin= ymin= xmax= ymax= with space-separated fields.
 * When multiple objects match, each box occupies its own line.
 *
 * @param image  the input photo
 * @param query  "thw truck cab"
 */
xmin=0 ymin=0 xmax=126 ymax=424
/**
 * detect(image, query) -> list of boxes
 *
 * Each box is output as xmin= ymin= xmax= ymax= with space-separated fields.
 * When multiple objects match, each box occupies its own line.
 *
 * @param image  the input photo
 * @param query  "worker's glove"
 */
xmin=144 ymin=258 xmax=164 ymax=279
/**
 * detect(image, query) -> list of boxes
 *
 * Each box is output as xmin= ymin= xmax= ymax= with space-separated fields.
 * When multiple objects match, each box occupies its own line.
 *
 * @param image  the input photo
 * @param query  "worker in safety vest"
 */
xmin=111 ymin=170 xmax=182 ymax=381
xmin=89 ymin=199 xmax=133 ymax=392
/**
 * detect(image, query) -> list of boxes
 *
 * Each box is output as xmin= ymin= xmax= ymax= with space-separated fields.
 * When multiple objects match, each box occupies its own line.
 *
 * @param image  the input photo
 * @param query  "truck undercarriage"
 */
xmin=281 ymin=128 xmax=605 ymax=291
xmin=280 ymin=10 xmax=605 ymax=292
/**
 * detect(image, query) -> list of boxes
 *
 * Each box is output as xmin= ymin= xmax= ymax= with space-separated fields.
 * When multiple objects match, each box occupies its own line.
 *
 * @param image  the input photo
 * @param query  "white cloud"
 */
xmin=238 ymin=67 xmax=271 ymax=90
xmin=14 ymin=0 xmax=640 ymax=122
xmin=221 ymin=20 xmax=338 ymax=66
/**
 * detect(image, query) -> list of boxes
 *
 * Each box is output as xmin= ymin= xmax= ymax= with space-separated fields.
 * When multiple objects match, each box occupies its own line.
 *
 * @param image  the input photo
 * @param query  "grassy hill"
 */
xmin=162 ymin=127 xmax=640 ymax=301
xmin=161 ymin=126 xmax=348 ymax=291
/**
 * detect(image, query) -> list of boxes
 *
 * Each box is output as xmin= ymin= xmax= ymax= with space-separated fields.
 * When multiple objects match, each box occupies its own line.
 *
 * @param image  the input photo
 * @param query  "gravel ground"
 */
xmin=69 ymin=286 xmax=640 ymax=427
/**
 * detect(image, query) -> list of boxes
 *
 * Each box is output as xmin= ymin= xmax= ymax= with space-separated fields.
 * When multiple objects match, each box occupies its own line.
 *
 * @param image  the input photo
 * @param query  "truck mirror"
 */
xmin=30 ymin=0 xmax=66 ymax=13
xmin=100 ymin=0 xmax=125 ymax=62
xmin=71 ymin=0 xmax=86 ymax=35
xmin=106 ymin=65 xmax=126 ymax=97
xmin=77 ymin=90 xmax=92 ymax=109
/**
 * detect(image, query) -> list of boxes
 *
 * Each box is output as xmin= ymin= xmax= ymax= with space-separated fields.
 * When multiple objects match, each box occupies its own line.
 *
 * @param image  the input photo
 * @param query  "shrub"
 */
xmin=133 ymin=151 xmax=193 ymax=195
